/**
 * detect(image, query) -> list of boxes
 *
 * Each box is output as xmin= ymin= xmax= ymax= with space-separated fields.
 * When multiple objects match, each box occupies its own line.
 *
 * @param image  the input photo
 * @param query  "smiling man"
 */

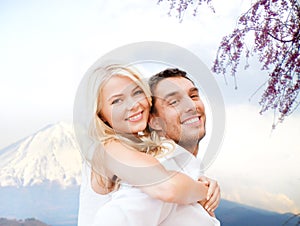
xmin=146 ymin=68 xmax=220 ymax=226
xmin=149 ymin=68 xmax=206 ymax=157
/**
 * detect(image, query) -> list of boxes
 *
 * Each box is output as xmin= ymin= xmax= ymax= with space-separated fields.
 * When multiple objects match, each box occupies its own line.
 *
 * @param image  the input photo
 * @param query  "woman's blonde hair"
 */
xmin=87 ymin=64 xmax=174 ymax=192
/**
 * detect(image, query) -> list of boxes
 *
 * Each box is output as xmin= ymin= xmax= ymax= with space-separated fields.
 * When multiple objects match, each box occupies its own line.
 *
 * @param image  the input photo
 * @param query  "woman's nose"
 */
xmin=126 ymin=97 xmax=140 ymax=110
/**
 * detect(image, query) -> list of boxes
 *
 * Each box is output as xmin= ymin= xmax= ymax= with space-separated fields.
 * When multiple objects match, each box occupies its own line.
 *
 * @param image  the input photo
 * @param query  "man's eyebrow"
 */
xmin=163 ymin=91 xmax=179 ymax=99
xmin=189 ymin=87 xmax=199 ymax=93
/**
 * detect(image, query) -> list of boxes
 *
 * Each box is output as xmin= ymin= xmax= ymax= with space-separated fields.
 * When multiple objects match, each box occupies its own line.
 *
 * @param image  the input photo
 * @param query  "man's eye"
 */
xmin=169 ymin=99 xmax=179 ymax=105
xmin=191 ymin=94 xmax=199 ymax=99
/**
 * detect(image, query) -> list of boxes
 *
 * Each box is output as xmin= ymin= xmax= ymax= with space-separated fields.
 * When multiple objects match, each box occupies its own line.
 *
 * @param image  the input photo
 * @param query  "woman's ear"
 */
xmin=148 ymin=114 xmax=165 ymax=131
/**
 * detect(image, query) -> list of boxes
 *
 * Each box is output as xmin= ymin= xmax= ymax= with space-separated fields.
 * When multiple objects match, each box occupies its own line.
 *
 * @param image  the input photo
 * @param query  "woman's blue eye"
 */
xmin=111 ymin=99 xmax=122 ymax=104
xmin=134 ymin=89 xmax=144 ymax=95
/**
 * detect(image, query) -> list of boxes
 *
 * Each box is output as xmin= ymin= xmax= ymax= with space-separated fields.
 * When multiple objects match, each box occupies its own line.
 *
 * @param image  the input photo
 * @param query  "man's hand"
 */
xmin=197 ymin=176 xmax=220 ymax=216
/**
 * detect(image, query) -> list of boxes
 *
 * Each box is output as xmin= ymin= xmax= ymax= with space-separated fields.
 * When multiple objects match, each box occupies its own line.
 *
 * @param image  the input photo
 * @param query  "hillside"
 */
xmin=0 ymin=218 xmax=48 ymax=226
xmin=216 ymin=199 xmax=298 ymax=226
xmin=0 ymin=122 xmax=82 ymax=187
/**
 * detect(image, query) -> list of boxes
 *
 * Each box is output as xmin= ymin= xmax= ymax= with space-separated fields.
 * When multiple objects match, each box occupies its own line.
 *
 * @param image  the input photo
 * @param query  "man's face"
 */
xmin=150 ymin=77 xmax=206 ymax=153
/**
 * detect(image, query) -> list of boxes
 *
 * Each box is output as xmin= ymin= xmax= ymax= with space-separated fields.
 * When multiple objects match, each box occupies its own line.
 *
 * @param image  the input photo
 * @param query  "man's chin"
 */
xmin=199 ymin=131 xmax=206 ymax=140
xmin=184 ymin=129 xmax=205 ymax=141
xmin=178 ymin=135 xmax=200 ymax=145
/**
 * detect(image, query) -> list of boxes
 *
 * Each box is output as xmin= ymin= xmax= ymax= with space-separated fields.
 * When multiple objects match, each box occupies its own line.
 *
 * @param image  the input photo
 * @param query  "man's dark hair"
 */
xmin=148 ymin=68 xmax=194 ymax=113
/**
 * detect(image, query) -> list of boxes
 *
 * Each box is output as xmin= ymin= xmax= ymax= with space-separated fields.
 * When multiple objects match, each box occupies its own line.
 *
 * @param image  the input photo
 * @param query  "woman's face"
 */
xmin=100 ymin=75 xmax=150 ymax=134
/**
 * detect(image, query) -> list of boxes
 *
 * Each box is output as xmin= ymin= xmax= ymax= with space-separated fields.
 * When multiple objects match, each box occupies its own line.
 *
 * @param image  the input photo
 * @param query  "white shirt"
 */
xmin=78 ymin=144 xmax=220 ymax=226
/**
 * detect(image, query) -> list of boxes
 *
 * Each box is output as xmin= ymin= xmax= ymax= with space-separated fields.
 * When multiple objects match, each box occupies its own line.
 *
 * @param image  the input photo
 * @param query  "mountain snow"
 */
xmin=0 ymin=122 xmax=83 ymax=187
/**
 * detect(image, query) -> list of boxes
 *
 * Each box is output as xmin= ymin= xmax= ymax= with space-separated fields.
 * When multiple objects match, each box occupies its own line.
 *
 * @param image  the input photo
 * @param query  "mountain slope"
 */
xmin=216 ymin=199 xmax=298 ymax=226
xmin=0 ymin=218 xmax=48 ymax=226
xmin=0 ymin=122 xmax=82 ymax=187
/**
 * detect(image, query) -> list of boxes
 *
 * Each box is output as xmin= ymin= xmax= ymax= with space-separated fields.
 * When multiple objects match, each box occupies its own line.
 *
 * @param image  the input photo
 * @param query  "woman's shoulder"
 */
xmin=80 ymin=161 xmax=113 ymax=197
xmin=103 ymin=139 xmax=136 ymax=152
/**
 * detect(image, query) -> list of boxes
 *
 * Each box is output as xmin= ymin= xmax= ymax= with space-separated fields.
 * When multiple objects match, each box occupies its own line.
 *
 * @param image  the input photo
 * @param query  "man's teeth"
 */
xmin=183 ymin=117 xmax=199 ymax=125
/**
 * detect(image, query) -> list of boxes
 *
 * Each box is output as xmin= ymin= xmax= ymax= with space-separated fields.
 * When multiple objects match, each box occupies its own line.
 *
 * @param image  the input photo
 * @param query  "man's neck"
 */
xmin=180 ymin=143 xmax=199 ymax=157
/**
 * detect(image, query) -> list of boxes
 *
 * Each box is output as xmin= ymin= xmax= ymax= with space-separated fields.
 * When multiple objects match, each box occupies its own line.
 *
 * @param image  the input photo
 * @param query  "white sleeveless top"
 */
xmin=77 ymin=162 xmax=113 ymax=226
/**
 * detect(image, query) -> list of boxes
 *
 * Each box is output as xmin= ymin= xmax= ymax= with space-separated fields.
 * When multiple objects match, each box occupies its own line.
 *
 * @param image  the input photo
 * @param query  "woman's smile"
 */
xmin=126 ymin=111 xmax=144 ymax=122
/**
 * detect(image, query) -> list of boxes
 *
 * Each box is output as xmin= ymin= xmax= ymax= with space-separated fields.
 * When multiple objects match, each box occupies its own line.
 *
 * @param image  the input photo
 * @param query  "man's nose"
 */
xmin=182 ymin=96 xmax=196 ymax=113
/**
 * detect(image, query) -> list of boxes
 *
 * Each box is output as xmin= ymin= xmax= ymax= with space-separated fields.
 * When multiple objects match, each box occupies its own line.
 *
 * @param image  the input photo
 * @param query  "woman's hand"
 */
xmin=197 ymin=176 xmax=220 ymax=215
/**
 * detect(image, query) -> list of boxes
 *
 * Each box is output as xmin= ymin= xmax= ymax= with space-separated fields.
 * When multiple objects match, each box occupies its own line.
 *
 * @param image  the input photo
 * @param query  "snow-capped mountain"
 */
xmin=0 ymin=122 xmax=83 ymax=187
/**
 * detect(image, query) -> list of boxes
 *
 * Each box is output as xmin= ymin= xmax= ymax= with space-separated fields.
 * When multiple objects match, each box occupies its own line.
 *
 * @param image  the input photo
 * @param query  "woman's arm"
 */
xmin=101 ymin=141 xmax=209 ymax=205
xmin=141 ymin=170 xmax=209 ymax=205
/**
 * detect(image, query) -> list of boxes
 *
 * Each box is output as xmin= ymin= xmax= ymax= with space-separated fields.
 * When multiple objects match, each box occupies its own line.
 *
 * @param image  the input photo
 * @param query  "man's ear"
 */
xmin=149 ymin=114 xmax=165 ymax=131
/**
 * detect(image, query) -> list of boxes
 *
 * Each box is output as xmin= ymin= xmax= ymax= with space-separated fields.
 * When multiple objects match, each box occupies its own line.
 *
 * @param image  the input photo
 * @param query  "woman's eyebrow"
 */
xmin=132 ymin=85 xmax=141 ymax=92
xmin=107 ymin=85 xmax=140 ymax=101
xmin=107 ymin=93 xmax=123 ymax=101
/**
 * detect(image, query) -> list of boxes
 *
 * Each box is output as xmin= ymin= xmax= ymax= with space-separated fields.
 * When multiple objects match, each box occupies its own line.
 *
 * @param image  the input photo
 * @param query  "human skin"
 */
xmin=100 ymin=75 xmax=150 ymax=134
xmin=92 ymin=74 xmax=218 ymax=206
xmin=149 ymin=76 xmax=220 ymax=213
xmin=149 ymin=76 xmax=206 ymax=156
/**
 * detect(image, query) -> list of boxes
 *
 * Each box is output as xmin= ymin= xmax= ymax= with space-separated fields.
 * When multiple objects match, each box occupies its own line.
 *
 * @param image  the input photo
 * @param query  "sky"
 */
xmin=0 ymin=0 xmax=299 ymax=214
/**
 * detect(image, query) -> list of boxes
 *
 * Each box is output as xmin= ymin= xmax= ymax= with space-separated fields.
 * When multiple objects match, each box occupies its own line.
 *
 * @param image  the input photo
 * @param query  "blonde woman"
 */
xmin=75 ymin=64 xmax=220 ymax=226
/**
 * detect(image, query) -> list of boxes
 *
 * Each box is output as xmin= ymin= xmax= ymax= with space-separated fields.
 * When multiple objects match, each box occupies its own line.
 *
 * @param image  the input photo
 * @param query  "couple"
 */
xmin=75 ymin=64 xmax=221 ymax=225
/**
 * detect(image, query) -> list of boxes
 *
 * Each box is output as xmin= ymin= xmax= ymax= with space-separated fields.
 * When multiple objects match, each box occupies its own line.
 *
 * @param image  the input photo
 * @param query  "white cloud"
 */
xmin=206 ymin=104 xmax=300 ymax=214
xmin=0 ymin=0 xmax=242 ymax=149
xmin=1 ymin=0 xmax=299 ymax=215
xmin=221 ymin=184 xmax=300 ymax=214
